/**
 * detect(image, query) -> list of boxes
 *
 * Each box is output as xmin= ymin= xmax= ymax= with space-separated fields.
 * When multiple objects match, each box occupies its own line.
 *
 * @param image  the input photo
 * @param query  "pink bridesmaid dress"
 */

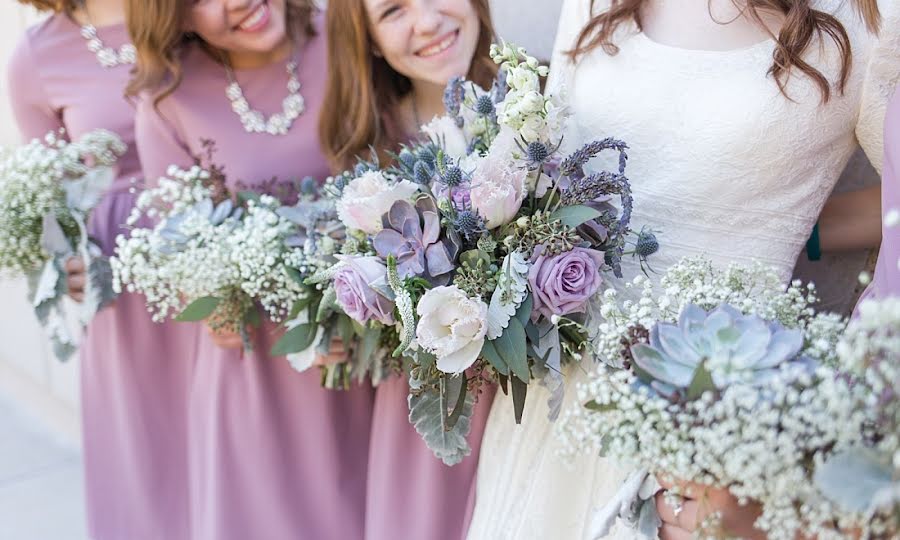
xmin=133 ymin=15 xmax=374 ymax=540
xmin=366 ymin=375 xmax=495 ymax=540
xmin=860 ymin=87 xmax=900 ymax=302
xmin=7 ymin=15 xmax=196 ymax=540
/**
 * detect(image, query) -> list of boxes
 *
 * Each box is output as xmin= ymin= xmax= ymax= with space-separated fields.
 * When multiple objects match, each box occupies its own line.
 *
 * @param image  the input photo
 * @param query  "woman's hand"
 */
xmin=314 ymin=337 xmax=347 ymax=366
xmin=655 ymin=477 xmax=765 ymax=540
xmin=64 ymin=256 xmax=86 ymax=302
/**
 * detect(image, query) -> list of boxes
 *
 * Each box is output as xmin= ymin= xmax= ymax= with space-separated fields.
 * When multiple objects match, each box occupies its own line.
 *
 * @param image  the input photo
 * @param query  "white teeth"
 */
xmin=239 ymin=5 xmax=266 ymax=30
xmin=418 ymin=33 xmax=456 ymax=57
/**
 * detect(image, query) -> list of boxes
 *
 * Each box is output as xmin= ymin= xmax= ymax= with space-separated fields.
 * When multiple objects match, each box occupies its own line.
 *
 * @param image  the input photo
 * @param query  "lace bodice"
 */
xmin=466 ymin=2 xmax=899 ymax=539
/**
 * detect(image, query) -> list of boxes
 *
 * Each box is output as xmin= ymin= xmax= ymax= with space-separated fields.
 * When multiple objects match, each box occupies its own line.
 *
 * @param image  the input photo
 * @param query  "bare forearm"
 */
xmin=817 ymin=185 xmax=882 ymax=252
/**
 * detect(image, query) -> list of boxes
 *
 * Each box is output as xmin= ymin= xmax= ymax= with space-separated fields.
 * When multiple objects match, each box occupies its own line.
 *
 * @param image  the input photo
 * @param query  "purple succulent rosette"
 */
xmin=372 ymin=195 xmax=460 ymax=285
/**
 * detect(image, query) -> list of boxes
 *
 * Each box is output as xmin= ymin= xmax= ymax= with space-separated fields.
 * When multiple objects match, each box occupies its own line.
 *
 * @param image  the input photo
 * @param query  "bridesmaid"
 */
xmin=7 ymin=1 xmax=196 ymax=539
xmin=126 ymin=1 xmax=374 ymax=539
xmin=319 ymin=1 xmax=496 ymax=539
xmin=859 ymin=86 xmax=900 ymax=301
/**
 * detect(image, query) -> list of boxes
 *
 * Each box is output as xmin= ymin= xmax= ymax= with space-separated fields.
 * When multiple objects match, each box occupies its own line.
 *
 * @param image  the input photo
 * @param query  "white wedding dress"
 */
xmin=466 ymin=1 xmax=899 ymax=539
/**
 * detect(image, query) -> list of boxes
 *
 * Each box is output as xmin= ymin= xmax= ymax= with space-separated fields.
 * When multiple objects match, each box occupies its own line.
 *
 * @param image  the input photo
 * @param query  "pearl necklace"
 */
xmin=225 ymin=57 xmax=305 ymax=136
xmin=79 ymin=23 xmax=136 ymax=69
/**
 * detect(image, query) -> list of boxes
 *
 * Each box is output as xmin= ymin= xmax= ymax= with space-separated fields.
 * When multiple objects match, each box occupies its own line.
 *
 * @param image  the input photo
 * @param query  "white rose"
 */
xmin=416 ymin=286 xmax=488 ymax=374
xmin=470 ymin=153 xmax=526 ymax=229
xmin=336 ymin=171 xmax=419 ymax=234
xmin=422 ymin=115 xmax=469 ymax=159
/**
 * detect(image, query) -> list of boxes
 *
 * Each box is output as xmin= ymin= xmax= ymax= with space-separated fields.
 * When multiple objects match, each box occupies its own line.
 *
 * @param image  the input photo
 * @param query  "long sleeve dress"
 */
xmin=7 ymin=15 xmax=197 ymax=540
xmin=133 ymin=15 xmax=374 ymax=540
xmin=466 ymin=1 xmax=899 ymax=539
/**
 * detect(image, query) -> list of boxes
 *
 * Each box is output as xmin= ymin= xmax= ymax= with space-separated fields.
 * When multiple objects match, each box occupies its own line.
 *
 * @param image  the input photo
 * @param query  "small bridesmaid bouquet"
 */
xmin=815 ymin=298 xmax=900 ymax=538
xmin=111 ymin=147 xmax=305 ymax=351
xmin=0 ymin=129 xmax=126 ymax=360
xmin=316 ymin=43 xmax=657 ymax=464
xmin=559 ymin=257 xmax=874 ymax=540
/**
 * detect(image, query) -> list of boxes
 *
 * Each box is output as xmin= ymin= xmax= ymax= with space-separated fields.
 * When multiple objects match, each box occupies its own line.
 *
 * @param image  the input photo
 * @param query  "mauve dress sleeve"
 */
xmin=133 ymin=95 xmax=195 ymax=187
xmin=6 ymin=33 xmax=64 ymax=141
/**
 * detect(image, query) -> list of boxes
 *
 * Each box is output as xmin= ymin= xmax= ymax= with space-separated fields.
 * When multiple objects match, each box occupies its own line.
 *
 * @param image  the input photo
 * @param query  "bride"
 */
xmin=466 ymin=0 xmax=895 ymax=538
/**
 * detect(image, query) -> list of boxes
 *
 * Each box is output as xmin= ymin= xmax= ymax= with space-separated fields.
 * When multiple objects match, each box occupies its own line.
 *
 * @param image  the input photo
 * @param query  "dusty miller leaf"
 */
xmin=407 ymin=371 xmax=474 ymax=466
xmin=486 ymin=251 xmax=530 ymax=339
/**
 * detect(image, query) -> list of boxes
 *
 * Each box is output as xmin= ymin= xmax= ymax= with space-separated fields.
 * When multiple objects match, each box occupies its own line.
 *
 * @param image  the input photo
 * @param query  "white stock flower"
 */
xmin=416 ymin=285 xmax=488 ymax=374
xmin=422 ymin=115 xmax=469 ymax=159
xmin=336 ymin=171 xmax=418 ymax=234
xmin=507 ymin=66 xmax=540 ymax=93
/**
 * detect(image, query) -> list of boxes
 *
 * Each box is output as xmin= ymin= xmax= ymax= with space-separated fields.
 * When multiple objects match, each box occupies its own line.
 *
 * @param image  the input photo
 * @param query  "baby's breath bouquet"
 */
xmin=111 ymin=151 xmax=305 ymax=349
xmin=559 ymin=257 xmax=868 ymax=540
xmin=321 ymin=43 xmax=657 ymax=465
xmin=814 ymin=297 xmax=900 ymax=538
xmin=0 ymin=129 xmax=126 ymax=359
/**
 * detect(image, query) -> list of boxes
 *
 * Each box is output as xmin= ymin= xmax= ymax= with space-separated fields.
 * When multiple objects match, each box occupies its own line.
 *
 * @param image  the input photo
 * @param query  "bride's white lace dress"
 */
xmin=466 ymin=1 xmax=899 ymax=538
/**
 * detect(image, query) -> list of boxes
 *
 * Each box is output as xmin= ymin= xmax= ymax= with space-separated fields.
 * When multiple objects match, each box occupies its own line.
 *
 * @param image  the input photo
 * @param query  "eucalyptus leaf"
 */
xmin=360 ymin=326 xmax=382 ymax=361
xmin=175 ymin=296 xmax=221 ymax=322
xmin=481 ymin=339 xmax=509 ymax=375
xmin=337 ymin=314 xmax=355 ymax=348
xmin=272 ymin=322 xmax=318 ymax=356
xmin=550 ymin=205 xmax=603 ymax=228
xmin=496 ymin=317 xmax=529 ymax=382
xmin=516 ymin=293 xmax=533 ymax=327
xmin=510 ymin=374 xmax=528 ymax=424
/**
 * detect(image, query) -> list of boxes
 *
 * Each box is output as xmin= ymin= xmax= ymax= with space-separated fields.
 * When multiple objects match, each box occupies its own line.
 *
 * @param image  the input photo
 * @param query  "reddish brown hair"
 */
xmin=569 ymin=0 xmax=881 ymax=103
xmin=319 ymin=0 xmax=497 ymax=171
xmin=15 ymin=0 xmax=72 ymax=11
xmin=125 ymin=0 xmax=316 ymax=104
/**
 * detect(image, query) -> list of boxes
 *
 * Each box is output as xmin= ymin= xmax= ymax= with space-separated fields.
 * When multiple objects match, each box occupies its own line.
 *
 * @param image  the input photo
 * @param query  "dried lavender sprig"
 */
xmin=443 ymin=76 xmax=466 ymax=128
xmin=559 ymin=138 xmax=629 ymax=178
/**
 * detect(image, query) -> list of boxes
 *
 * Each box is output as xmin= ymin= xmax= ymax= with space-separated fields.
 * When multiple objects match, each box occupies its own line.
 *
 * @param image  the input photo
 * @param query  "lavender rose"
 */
xmin=333 ymin=256 xmax=395 ymax=325
xmin=528 ymin=246 xmax=605 ymax=321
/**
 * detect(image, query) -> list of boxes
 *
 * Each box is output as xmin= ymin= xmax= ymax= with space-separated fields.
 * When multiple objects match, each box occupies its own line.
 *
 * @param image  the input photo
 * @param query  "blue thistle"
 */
xmin=416 ymin=147 xmax=437 ymax=169
xmin=451 ymin=210 xmax=486 ymax=244
xmin=413 ymin=161 xmax=434 ymax=185
xmin=635 ymin=230 xmax=659 ymax=259
xmin=354 ymin=162 xmax=370 ymax=176
xmin=526 ymin=141 xmax=549 ymax=165
xmin=441 ymin=166 xmax=464 ymax=187
xmin=299 ymin=176 xmax=317 ymax=195
xmin=334 ymin=176 xmax=348 ymax=190
xmin=475 ymin=95 xmax=495 ymax=116
xmin=398 ymin=149 xmax=417 ymax=170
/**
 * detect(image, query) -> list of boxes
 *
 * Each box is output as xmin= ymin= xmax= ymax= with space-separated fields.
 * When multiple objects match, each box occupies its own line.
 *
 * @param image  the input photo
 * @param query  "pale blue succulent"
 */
xmin=630 ymin=304 xmax=813 ymax=399
xmin=158 ymin=198 xmax=241 ymax=254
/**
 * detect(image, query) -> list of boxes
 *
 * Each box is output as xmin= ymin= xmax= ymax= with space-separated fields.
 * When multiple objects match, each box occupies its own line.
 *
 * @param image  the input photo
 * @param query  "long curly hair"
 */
xmin=318 ymin=0 xmax=497 ymax=171
xmin=125 ymin=0 xmax=316 ymax=104
xmin=569 ymin=0 xmax=881 ymax=103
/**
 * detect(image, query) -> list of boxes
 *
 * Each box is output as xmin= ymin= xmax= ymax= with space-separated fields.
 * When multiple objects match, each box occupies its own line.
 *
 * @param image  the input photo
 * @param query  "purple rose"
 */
xmin=528 ymin=246 xmax=605 ymax=321
xmin=333 ymin=256 xmax=395 ymax=325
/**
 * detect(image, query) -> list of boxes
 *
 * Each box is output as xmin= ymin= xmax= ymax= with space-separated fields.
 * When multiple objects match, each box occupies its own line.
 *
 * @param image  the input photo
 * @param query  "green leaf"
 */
xmin=550 ymin=205 xmax=603 ymax=228
xmin=175 ymin=296 xmax=221 ymax=322
xmin=444 ymin=374 xmax=468 ymax=430
xmin=271 ymin=323 xmax=318 ymax=356
xmin=337 ymin=314 xmax=355 ymax=347
xmin=245 ymin=306 xmax=262 ymax=328
xmin=495 ymin=317 xmax=530 ymax=382
xmin=584 ymin=400 xmax=617 ymax=413
xmin=510 ymin=374 xmax=528 ymax=424
xmin=237 ymin=190 xmax=261 ymax=205
xmin=481 ymin=339 xmax=509 ymax=375
xmin=360 ymin=325 xmax=382 ymax=361
xmin=408 ymin=372 xmax=474 ymax=466
xmin=524 ymin=320 xmax=541 ymax=347
xmin=289 ymin=296 xmax=314 ymax=320
xmin=686 ymin=363 xmax=716 ymax=401
xmin=285 ymin=266 xmax=306 ymax=286
xmin=515 ymin=293 xmax=533 ymax=327
xmin=498 ymin=373 xmax=509 ymax=395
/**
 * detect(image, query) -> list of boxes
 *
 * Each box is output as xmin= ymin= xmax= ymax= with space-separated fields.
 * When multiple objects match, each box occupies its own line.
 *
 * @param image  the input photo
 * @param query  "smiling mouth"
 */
xmin=416 ymin=30 xmax=459 ymax=58
xmin=235 ymin=1 xmax=269 ymax=32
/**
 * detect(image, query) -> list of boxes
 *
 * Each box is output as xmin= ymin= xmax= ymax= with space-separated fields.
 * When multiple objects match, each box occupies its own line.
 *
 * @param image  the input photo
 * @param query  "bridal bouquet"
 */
xmin=560 ymin=257 xmax=869 ymax=540
xmin=111 ymin=154 xmax=305 ymax=349
xmin=0 ymin=129 xmax=125 ymax=360
xmin=323 ymin=43 xmax=656 ymax=464
xmin=814 ymin=297 xmax=900 ymax=538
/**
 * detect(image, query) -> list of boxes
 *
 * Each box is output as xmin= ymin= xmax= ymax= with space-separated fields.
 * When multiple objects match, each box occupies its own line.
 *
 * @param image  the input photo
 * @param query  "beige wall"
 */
xmin=0 ymin=5 xmax=81 ymax=444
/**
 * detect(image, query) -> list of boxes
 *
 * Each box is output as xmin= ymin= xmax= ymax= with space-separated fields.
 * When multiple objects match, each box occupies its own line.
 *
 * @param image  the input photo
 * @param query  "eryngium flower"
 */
xmin=630 ymin=304 xmax=812 ymax=399
xmin=373 ymin=195 xmax=459 ymax=284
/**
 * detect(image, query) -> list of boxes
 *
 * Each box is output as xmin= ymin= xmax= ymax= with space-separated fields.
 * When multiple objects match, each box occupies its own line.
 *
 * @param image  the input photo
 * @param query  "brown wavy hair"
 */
xmin=125 ymin=0 xmax=316 ymax=104
xmin=569 ymin=0 xmax=881 ymax=103
xmin=319 ymin=0 xmax=497 ymax=171
xmin=15 ymin=0 xmax=73 ymax=11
